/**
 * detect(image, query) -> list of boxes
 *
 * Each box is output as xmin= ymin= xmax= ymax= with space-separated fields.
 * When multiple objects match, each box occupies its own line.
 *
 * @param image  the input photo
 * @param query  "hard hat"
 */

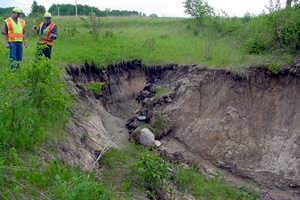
xmin=12 ymin=8 xmax=22 ymax=14
xmin=44 ymin=12 xmax=52 ymax=18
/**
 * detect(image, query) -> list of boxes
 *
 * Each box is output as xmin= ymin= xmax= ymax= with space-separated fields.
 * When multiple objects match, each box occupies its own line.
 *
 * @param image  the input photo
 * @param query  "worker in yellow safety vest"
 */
xmin=33 ymin=12 xmax=57 ymax=59
xmin=1 ymin=8 xmax=28 ymax=69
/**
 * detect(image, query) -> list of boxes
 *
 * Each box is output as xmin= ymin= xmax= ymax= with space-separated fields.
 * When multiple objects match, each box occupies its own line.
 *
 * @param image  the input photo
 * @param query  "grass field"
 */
xmin=0 ymin=16 xmax=284 ymax=69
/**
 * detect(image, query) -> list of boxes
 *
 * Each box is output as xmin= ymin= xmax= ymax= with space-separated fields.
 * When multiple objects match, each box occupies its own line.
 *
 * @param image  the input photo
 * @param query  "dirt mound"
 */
xmin=65 ymin=60 xmax=300 ymax=199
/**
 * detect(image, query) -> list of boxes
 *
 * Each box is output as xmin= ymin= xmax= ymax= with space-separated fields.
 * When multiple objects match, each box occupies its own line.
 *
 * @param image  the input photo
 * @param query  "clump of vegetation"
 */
xmin=84 ymin=81 xmax=105 ymax=95
xmin=88 ymin=12 xmax=102 ymax=40
xmin=0 ymin=58 xmax=72 ymax=151
xmin=150 ymin=13 xmax=158 ymax=18
xmin=174 ymin=166 xmax=260 ymax=200
xmin=268 ymin=62 xmax=282 ymax=74
xmin=0 ymin=57 xmax=112 ymax=200
xmin=134 ymin=149 xmax=170 ymax=193
xmin=104 ymin=30 xmax=114 ymax=38
xmin=151 ymin=112 xmax=174 ymax=139
xmin=101 ymin=142 xmax=260 ymax=200
xmin=101 ymin=143 xmax=169 ymax=199
xmin=0 ymin=149 xmax=112 ymax=200
xmin=184 ymin=0 xmax=300 ymax=56
xmin=155 ymin=86 xmax=171 ymax=98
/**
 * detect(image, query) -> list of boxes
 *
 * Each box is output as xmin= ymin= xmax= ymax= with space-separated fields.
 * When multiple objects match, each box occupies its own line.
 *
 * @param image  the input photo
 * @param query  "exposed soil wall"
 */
xmin=65 ymin=59 xmax=300 ymax=199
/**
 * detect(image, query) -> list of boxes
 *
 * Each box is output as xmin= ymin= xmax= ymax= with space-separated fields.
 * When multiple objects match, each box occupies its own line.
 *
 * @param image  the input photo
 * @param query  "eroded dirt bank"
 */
xmin=65 ymin=59 xmax=300 ymax=199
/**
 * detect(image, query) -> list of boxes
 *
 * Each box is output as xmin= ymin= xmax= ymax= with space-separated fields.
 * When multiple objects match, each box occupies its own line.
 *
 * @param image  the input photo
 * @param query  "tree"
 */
xmin=0 ymin=7 xmax=13 ymax=17
xmin=184 ymin=0 xmax=214 ymax=22
xmin=48 ymin=4 xmax=142 ymax=17
xmin=30 ymin=1 xmax=46 ymax=17
xmin=149 ymin=13 xmax=158 ymax=18
xmin=287 ymin=0 xmax=300 ymax=7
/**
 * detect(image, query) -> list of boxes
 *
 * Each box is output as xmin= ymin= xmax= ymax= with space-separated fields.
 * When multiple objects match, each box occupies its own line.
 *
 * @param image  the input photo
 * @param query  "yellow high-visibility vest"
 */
xmin=5 ymin=17 xmax=25 ymax=42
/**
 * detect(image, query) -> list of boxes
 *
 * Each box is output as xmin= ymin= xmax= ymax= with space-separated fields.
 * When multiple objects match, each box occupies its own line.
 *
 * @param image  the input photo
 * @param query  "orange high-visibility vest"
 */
xmin=5 ymin=17 xmax=25 ymax=42
xmin=38 ymin=22 xmax=56 ymax=46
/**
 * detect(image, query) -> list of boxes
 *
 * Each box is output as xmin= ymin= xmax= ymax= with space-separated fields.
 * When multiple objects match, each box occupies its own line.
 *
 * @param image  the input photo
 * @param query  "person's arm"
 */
xmin=1 ymin=23 xmax=9 ymax=48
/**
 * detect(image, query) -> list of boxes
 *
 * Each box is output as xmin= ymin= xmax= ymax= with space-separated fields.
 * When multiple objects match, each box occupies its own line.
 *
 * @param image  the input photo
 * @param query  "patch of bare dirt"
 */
xmin=64 ymin=59 xmax=300 ymax=199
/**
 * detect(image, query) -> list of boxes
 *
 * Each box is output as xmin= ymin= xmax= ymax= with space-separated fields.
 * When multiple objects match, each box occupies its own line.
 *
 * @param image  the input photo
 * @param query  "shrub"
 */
xmin=84 ymin=81 xmax=105 ymax=95
xmin=150 ymin=13 xmax=158 ymax=18
xmin=268 ymin=62 xmax=281 ymax=74
xmin=0 ymin=58 xmax=72 ymax=151
xmin=242 ymin=7 xmax=300 ymax=54
xmin=241 ymin=15 xmax=274 ymax=54
xmin=268 ymin=7 xmax=300 ymax=51
xmin=101 ymin=143 xmax=171 ymax=197
xmin=133 ymin=150 xmax=170 ymax=192
xmin=155 ymin=86 xmax=171 ymax=98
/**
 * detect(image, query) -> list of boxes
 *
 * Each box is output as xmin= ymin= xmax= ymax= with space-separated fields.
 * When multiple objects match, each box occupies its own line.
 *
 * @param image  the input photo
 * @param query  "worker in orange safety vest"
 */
xmin=33 ymin=12 xmax=57 ymax=59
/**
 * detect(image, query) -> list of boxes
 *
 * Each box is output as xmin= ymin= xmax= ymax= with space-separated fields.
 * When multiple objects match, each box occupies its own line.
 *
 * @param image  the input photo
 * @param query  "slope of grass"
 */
xmin=1 ymin=15 xmax=294 ymax=69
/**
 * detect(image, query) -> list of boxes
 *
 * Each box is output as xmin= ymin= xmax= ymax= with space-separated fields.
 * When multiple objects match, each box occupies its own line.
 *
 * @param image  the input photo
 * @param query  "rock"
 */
xmin=139 ymin=128 xmax=155 ymax=146
xmin=204 ymin=167 xmax=218 ymax=177
xmin=137 ymin=115 xmax=147 ymax=121
xmin=143 ymin=83 xmax=152 ymax=91
xmin=260 ymin=192 xmax=274 ymax=200
xmin=126 ymin=118 xmax=141 ymax=131
xmin=143 ymin=98 xmax=152 ymax=104
xmin=155 ymin=140 xmax=162 ymax=147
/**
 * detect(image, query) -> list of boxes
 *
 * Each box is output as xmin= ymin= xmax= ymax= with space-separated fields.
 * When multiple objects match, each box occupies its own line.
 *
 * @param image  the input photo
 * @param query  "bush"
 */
xmin=83 ymin=81 xmax=105 ymax=95
xmin=133 ymin=150 xmax=170 ymax=192
xmin=0 ymin=58 xmax=72 ymax=151
xmin=101 ymin=143 xmax=170 ymax=197
xmin=241 ymin=15 xmax=274 ymax=54
xmin=242 ymin=7 xmax=300 ymax=54
xmin=268 ymin=7 xmax=300 ymax=51
xmin=268 ymin=62 xmax=282 ymax=74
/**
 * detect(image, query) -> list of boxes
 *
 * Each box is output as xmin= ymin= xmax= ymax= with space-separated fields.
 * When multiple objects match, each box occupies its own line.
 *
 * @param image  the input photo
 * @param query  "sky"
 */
xmin=0 ymin=0 xmax=287 ymax=17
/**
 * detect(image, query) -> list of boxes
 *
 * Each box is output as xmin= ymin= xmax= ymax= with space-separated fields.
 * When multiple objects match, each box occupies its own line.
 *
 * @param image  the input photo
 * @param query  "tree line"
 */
xmin=48 ymin=4 xmax=146 ymax=17
xmin=0 ymin=7 xmax=13 ymax=17
xmin=0 ymin=1 xmax=148 ymax=17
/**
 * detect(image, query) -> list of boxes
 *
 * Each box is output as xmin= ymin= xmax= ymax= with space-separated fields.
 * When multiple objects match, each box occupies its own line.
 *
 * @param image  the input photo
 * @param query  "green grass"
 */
xmin=0 ymin=149 xmax=112 ymax=200
xmin=174 ymin=167 xmax=259 ymax=200
xmin=0 ymin=16 xmax=290 ymax=69
xmin=155 ymin=86 xmax=171 ymax=98
xmin=82 ymin=81 xmax=105 ymax=95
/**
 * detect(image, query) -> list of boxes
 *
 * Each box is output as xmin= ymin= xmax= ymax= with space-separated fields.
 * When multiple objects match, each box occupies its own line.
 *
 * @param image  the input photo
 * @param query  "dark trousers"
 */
xmin=37 ymin=44 xmax=52 ymax=59
xmin=43 ymin=45 xmax=52 ymax=59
